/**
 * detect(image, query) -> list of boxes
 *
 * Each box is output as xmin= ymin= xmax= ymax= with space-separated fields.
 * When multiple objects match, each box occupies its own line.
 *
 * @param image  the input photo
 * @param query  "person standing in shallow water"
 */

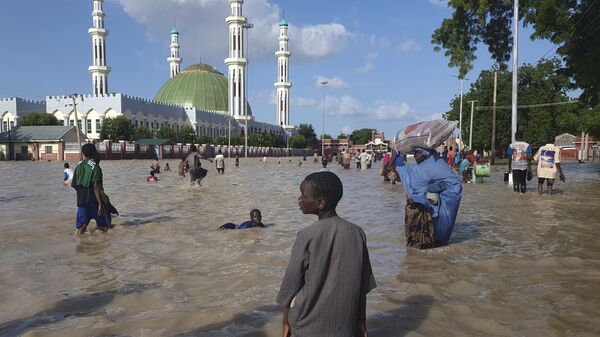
xmin=235 ymin=154 xmax=240 ymax=167
xmin=277 ymin=171 xmax=376 ymax=337
xmin=507 ymin=130 xmax=532 ymax=194
xmin=71 ymin=143 xmax=118 ymax=234
xmin=184 ymin=145 xmax=211 ymax=185
xmin=534 ymin=139 xmax=565 ymax=196
xmin=215 ymin=149 xmax=225 ymax=174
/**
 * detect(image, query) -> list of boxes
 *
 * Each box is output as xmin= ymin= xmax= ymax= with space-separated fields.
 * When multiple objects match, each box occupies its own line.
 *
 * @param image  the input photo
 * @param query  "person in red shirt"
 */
xmin=147 ymin=170 xmax=158 ymax=182
xmin=447 ymin=146 xmax=455 ymax=168
xmin=466 ymin=151 xmax=477 ymax=165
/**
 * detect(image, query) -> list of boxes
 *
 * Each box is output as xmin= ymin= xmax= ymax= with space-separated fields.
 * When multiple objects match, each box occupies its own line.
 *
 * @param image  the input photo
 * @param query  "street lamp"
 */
xmin=450 ymin=74 xmax=469 ymax=149
xmin=320 ymin=81 xmax=328 ymax=157
xmin=243 ymin=22 xmax=254 ymax=158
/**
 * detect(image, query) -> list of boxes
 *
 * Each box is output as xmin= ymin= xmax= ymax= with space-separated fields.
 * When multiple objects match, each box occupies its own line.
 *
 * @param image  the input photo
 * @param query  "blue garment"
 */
xmin=238 ymin=220 xmax=256 ymax=229
xmin=458 ymin=159 xmax=469 ymax=176
xmin=394 ymin=153 xmax=405 ymax=167
xmin=76 ymin=202 xmax=111 ymax=229
xmin=399 ymin=147 xmax=462 ymax=244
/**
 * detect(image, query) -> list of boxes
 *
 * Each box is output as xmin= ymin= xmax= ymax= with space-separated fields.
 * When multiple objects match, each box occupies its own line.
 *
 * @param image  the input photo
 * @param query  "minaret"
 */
xmin=225 ymin=0 xmax=247 ymax=120
xmin=168 ymin=22 xmax=182 ymax=78
xmin=88 ymin=0 xmax=110 ymax=96
xmin=274 ymin=17 xmax=292 ymax=128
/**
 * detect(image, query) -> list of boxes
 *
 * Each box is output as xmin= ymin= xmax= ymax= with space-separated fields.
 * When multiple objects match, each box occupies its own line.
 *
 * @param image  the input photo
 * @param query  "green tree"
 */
xmin=196 ymin=135 xmax=213 ymax=144
xmin=349 ymin=128 xmax=374 ymax=145
xmin=337 ymin=133 xmax=348 ymax=139
xmin=20 ymin=112 xmax=60 ymax=126
xmin=289 ymin=135 xmax=307 ymax=148
xmin=323 ymin=134 xmax=332 ymax=139
xmin=132 ymin=126 xmax=152 ymax=141
xmin=100 ymin=116 xmax=134 ymax=141
xmin=177 ymin=124 xmax=196 ymax=144
xmin=156 ymin=127 xmax=177 ymax=141
xmin=297 ymin=123 xmax=318 ymax=149
xmin=432 ymin=0 xmax=600 ymax=105
xmin=445 ymin=59 xmax=578 ymax=152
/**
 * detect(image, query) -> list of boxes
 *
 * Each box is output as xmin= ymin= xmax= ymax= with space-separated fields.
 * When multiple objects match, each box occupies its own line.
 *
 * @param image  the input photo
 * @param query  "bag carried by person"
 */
xmin=404 ymin=199 xmax=435 ymax=249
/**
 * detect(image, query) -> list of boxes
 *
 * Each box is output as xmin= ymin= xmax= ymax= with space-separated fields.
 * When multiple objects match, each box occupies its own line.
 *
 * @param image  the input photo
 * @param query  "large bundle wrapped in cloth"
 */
xmin=394 ymin=119 xmax=457 ymax=153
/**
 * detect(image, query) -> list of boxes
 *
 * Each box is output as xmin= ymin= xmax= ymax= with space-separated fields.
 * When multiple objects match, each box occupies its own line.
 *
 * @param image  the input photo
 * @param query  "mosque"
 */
xmin=0 ymin=0 xmax=294 ymax=141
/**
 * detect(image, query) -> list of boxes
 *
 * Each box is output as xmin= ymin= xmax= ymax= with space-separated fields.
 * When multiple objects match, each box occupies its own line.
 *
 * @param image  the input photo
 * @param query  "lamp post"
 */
xmin=320 ymin=81 xmax=328 ymax=157
xmin=243 ymin=22 xmax=254 ymax=158
xmin=450 ymin=74 xmax=469 ymax=149
xmin=228 ymin=118 xmax=231 ymax=158
xmin=511 ymin=0 xmax=519 ymax=143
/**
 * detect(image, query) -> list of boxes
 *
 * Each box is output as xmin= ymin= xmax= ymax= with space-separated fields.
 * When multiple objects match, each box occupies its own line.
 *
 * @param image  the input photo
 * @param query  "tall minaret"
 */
xmin=168 ymin=22 xmax=182 ymax=78
xmin=274 ymin=17 xmax=292 ymax=128
xmin=88 ymin=0 xmax=110 ymax=96
xmin=225 ymin=0 xmax=248 ymax=120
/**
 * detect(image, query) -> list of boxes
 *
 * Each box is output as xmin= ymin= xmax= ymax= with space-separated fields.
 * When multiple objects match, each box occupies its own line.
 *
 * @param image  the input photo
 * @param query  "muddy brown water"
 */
xmin=1 ymin=159 xmax=599 ymax=337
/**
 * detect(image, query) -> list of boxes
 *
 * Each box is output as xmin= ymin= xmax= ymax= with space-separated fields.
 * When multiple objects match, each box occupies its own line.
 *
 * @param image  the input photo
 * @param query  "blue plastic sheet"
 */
xmin=398 ymin=147 xmax=462 ymax=244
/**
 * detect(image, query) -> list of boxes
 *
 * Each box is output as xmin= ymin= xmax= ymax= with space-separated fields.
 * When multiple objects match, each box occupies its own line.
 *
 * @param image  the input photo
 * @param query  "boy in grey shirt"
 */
xmin=277 ymin=171 xmax=376 ymax=337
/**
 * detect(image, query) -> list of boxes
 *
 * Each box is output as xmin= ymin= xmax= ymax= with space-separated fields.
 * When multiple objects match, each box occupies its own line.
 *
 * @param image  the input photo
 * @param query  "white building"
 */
xmin=1 ymin=0 xmax=293 ymax=142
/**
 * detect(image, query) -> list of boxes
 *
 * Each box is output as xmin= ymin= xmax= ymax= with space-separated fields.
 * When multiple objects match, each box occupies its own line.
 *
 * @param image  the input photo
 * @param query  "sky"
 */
xmin=0 ymin=0 xmax=556 ymax=138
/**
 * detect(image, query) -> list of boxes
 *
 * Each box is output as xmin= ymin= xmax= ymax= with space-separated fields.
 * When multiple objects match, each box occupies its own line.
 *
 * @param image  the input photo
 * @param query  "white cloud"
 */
xmin=324 ymin=95 xmax=415 ymax=121
xmin=340 ymin=126 xmax=353 ymax=135
xmin=356 ymin=52 xmax=377 ymax=74
xmin=315 ymin=76 xmax=349 ymax=90
xmin=115 ymin=0 xmax=352 ymax=66
xmin=398 ymin=39 xmax=422 ymax=53
xmin=427 ymin=0 xmax=449 ymax=8
xmin=292 ymin=97 xmax=317 ymax=107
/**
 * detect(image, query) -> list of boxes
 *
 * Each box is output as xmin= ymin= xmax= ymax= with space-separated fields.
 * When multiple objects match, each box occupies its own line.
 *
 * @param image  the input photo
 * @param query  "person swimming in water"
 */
xmin=147 ymin=170 xmax=158 ymax=182
xmin=219 ymin=209 xmax=265 ymax=230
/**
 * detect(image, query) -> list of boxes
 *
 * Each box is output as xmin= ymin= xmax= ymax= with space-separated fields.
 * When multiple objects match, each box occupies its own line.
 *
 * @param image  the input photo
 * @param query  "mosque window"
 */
xmin=45 ymin=146 xmax=53 ymax=154
xmin=87 ymin=119 xmax=92 ymax=133
xmin=20 ymin=146 xmax=28 ymax=155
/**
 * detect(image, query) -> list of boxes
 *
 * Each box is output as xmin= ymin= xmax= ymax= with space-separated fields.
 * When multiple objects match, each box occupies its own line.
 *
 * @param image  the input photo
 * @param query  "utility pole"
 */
xmin=320 ymin=81 xmax=328 ymax=157
xmin=69 ymin=94 xmax=84 ymax=160
xmin=467 ymin=100 xmax=477 ymax=150
xmin=511 ymin=0 xmax=519 ymax=143
xmin=450 ymin=74 xmax=469 ymax=149
xmin=243 ymin=22 xmax=254 ymax=158
xmin=491 ymin=71 xmax=497 ymax=165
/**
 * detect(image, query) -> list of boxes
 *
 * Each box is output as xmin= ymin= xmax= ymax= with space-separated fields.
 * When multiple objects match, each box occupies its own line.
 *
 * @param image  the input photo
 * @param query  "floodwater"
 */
xmin=1 ymin=158 xmax=599 ymax=337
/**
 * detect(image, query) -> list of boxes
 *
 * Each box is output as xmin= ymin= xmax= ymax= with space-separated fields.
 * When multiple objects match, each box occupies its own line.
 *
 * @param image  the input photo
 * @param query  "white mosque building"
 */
xmin=0 ymin=0 xmax=294 ymax=141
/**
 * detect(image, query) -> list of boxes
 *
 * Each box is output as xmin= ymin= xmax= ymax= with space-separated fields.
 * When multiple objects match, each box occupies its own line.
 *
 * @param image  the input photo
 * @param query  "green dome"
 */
xmin=154 ymin=64 xmax=229 ymax=113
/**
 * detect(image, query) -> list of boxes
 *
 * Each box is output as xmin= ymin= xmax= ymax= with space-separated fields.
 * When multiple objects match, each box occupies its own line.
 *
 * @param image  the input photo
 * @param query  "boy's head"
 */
xmin=299 ymin=172 xmax=343 ymax=214
xmin=150 ymin=170 xmax=155 ymax=176
xmin=515 ymin=130 xmax=524 ymax=141
xmin=218 ymin=149 xmax=222 ymax=154
xmin=81 ymin=143 xmax=99 ymax=162
xmin=250 ymin=209 xmax=262 ymax=224
xmin=64 ymin=163 xmax=69 ymax=169
xmin=189 ymin=144 xmax=198 ymax=152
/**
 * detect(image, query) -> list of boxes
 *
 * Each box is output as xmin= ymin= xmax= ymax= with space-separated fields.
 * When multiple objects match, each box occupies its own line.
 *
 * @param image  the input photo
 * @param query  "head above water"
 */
xmin=299 ymin=171 xmax=343 ymax=214
xmin=81 ymin=143 xmax=100 ymax=163
xmin=189 ymin=144 xmax=198 ymax=152
xmin=150 ymin=170 xmax=155 ymax=176
xmin=218 ymin=149 xmax=222 ymax=154
xmin=64 ymin=163 xmax=69 ymax=169
xmin=250 ymin=209 xmax=262 ymax=225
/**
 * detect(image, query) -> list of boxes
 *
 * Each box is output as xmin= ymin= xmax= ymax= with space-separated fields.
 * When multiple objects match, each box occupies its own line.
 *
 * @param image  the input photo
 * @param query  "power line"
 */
xmin=540 ymin=0 xmax=600 ymax=60
xmin=476 ymin=100 xmax=578 ymax=110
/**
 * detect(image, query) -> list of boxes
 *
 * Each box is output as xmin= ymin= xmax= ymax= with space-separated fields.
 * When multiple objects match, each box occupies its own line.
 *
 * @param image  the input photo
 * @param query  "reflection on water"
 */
xmin=1 ymin=159 xmax=599 ymax=336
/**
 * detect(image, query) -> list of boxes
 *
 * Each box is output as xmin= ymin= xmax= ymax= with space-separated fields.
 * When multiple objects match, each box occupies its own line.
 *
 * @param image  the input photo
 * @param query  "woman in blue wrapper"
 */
xmin=398 ymin=147 xmax=462 ymax=247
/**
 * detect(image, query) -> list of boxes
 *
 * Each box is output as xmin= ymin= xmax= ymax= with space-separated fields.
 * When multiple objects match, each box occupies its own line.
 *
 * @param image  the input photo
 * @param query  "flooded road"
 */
xmin=1 ymin=158 xmax=599 ymax=336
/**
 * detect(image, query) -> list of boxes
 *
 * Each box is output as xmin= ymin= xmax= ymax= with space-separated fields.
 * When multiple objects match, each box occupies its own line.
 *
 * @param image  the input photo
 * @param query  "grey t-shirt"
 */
xmin=184 ymin=152 xmax=201 ymax=170
xmin=277 ymin=216 xmax=376 ymax=337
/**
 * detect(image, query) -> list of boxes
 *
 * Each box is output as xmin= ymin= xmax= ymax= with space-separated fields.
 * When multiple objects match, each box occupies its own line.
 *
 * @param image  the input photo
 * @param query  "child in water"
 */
xmin=63 ymin=163 xmax=73 ymax=185
xmin=178 ymin=158 xmax=186 ymax=177
xmin=71 ymin=144 xmax=118 ymax=234
xmin=147 ymin=170 xmax=158 ymax=182
xmin=164 ymin=163 xmax=171 ymax=172
xmin=277 ymin=171 xmax=376 ymax=337
xmin=219 ymin=209 xmax=265 ymax=230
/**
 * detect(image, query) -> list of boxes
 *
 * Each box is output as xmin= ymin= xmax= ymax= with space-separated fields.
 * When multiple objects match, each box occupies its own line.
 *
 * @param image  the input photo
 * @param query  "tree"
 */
xmin=323 ymin=134 xmax=332 ymax=139
xmin=349 ymin=128 xmax=374 ymax=145
xmin=289 ymin=135 xmax=307 ymax=148
xmin=132 ymin=126 xmax=152 ymax=140
xmin=20 ymin=112 xmax=60 ymax=126
xmin=177 ymin=124 xmax=196 ymax=144
xmin=432 ymin=0 xmax=600 ymax=105
xmin=100 ymin=116 xmax=134 ymax=141
xmin=337 ymin=133 xmax=348 ymax=139
xmin=156 ymin=127 xmax=177 ymax=141
xmin=445 ymin=59 xmax=579 ymax=152
xmin=196 ymin=135 xmax=213 ymax=145
xmin=297 ymin=123 xmax=318 ymax=149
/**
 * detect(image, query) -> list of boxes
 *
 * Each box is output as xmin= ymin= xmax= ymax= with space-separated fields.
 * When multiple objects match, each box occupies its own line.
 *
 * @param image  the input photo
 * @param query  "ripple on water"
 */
xmin=0 ymin=160 xmax=599 ymax=336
